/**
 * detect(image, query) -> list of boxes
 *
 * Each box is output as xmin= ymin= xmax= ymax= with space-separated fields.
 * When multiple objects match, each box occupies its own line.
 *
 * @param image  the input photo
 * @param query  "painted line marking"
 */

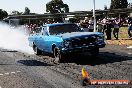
xmin=11 ymin=72 xmax=15 ymax=74
xmin=5 ymin=73 xmax=9 ymax=75
xmin=128 ymin=53 xmax=132 ymax=55
xmin=16 ymin=71 xmax=21 ymax=73
xmin=127 ymin=46 xmax=132 ymax=49
xmin=0 ymin=74 xmax=3 ymax=76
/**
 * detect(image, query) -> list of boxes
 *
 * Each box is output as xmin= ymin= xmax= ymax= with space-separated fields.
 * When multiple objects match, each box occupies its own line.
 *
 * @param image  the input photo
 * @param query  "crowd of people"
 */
xmin=80 ymin=17 xmax=132 ymax=40
xmin=23 ymin=17 xmax=132 ymax=40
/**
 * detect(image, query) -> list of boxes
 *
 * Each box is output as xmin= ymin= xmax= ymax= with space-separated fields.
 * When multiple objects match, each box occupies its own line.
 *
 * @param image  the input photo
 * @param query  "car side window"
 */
xmin=41 ymin=26 xmax=48 ymax=35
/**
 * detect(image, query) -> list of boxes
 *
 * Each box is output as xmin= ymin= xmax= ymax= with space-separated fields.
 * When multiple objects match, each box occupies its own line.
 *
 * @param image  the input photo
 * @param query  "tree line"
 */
xmin=0 ymin=0 xmax=131 ymax=20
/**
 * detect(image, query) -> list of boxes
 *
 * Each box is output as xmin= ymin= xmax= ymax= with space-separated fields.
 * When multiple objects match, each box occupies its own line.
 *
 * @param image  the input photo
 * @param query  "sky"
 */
xmin=0 ymin=0 xmax=131 ymax=14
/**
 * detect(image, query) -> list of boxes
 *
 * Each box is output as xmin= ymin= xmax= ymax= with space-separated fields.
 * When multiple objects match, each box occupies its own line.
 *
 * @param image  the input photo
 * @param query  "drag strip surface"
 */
xmin=0 ymin=45 xmax=132 ymax=88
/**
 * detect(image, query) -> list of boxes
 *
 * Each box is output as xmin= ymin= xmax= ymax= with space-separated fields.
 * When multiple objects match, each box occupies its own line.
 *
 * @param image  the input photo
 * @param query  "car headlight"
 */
xmin=97 ymin=35 xmax=104 ymax=42
xmin=63 ymin=40 xmax=72 ymax=48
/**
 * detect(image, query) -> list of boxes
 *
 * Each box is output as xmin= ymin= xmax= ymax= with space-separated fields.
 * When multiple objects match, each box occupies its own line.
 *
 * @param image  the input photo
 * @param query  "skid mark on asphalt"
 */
xmin=0 ymin=71 xmax=21 ymax=76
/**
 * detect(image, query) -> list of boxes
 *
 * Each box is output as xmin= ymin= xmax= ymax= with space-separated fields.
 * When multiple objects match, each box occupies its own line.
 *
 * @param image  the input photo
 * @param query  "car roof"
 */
xmin=45 ymin=23 xmax=75 ymax=27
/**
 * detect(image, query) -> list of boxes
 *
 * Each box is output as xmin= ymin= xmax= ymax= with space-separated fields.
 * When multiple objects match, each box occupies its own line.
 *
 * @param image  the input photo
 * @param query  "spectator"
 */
xmin=113 ymin=18 xmax=120 ymax=40
xmin=88 ymin=17 xmax=94 ymax=32
xmin=101 ymin=17 xmax=107 ymax=34
xmin=80 ymin=18 xmax=89 ymax=32
xmin=128 ymin=21 xmax=132 ymax=38
xmin=105 ymin=20 xmax=112 ymax=40
xmin=80 ymin=22 xmax=89 ymax=32
xmin=97 ymin=19 xmax=103 ymax=33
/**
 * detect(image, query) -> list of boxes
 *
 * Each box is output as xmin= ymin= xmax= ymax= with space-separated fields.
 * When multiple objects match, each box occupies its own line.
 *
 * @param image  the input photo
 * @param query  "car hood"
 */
xmin=57 ymin=32 xmax=102 ymax=40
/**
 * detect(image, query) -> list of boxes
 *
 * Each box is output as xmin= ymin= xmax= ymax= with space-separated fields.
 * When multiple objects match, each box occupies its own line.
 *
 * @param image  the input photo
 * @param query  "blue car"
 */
xmin=28 ymin=23 xmax=105 ymax=63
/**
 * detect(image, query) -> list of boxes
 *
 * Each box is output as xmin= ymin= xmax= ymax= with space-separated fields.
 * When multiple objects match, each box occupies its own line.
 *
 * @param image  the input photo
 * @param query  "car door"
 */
xmin=38 ymin=26 xmax=50 ymax=52
xmin=34 ymin=27 xmax=43 ymax=50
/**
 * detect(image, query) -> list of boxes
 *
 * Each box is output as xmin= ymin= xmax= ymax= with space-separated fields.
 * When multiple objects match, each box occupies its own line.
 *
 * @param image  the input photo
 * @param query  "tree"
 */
xmin=110 ymin=0 xmax=128 ymax=9
xmin=10 ymin=10 xmax=23 ymax=15
xmin=23 ymin=7 xmax=30 ymax=15
xmin=104 ymin=5 xmax=108 ymax=10
xmin=0 ymin=9 xmax=8 ymax=20
xmin=128 ymin=3 xmax=132 ymax=8
xmin=46 ymin=0 xmax=69 ymax=13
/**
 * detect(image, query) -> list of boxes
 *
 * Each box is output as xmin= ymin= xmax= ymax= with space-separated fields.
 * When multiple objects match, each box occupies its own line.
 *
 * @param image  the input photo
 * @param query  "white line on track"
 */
xmin=127 ymin=46 xmax=132 ymax=49
xmin=4 ymin=73 xmax=9 ymax=75
xmin=11 ymin=72 xmax=15 ymax=74
xmin=128 ymin=53 xmax=132 ymax=55
xmin=16 ymin=71 xmax=21 ymax=73
xmin=0 ymin=71 xmax=21 ymax=76
xmin=0 ymin=74 xmax=3 ymax=76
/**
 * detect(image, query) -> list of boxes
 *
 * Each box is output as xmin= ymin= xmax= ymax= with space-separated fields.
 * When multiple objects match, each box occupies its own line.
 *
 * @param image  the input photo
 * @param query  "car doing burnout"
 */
xmin=28 ymin=23 xmax=105 ymax=63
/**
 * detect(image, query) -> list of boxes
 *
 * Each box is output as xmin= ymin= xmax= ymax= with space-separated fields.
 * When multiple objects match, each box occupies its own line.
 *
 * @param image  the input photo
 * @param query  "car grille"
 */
xmin=71 ymin=36 xmax=97 ymax=47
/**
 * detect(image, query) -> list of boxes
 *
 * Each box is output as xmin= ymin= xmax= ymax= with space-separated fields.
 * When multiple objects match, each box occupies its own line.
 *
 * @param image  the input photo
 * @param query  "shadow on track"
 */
xmin=17 ymin=60 xmax=53 ymax=66
xmin=62 ymin=52 xmax=132 ymax=66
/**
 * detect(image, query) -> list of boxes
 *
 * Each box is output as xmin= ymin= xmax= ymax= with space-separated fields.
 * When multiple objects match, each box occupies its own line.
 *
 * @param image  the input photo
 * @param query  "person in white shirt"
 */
xmin=113 ymin=18 xmax=120 ymax=40
xmin=88 ymin=17 xmax=94 ymax=32
xmin=101 ymin=17 xmax=107 ymax=33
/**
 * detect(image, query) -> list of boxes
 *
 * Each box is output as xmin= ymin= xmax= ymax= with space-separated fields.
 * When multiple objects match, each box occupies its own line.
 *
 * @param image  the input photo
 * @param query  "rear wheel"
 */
xmin=33 ymin=45 xmax=42 ymax=55
xmin=53 ymin=47 xmax=64 ymax=64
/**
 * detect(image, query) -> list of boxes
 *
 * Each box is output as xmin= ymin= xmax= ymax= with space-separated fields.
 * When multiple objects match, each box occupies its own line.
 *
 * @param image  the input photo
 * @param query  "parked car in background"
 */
xmin=28 ymin=23 xmax=105 ymax=63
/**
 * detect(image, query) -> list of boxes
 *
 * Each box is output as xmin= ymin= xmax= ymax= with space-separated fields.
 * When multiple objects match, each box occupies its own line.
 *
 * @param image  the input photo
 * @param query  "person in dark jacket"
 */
xmin=105 ymin=20 xmax=113 ymax=40
xmin=128 ymin=21 xmax=132 ymax=38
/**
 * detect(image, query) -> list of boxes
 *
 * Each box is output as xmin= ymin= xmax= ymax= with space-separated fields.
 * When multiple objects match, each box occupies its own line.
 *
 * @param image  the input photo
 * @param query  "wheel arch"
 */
xmin=52 ymin=44 xmax=56 ymax=52
xmin=32 ymin=42 xmax=36 ymax=48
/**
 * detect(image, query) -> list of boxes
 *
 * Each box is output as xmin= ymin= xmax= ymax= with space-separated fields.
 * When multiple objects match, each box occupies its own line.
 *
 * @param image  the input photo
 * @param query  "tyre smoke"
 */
xmin=0 ymin=22 xmax=34 ymax=54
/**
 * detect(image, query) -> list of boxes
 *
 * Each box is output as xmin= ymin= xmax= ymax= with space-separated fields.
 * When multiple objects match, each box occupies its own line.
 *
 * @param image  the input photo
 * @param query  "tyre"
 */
xmin=90 ymin=47 xmax=99 ymax=56
xmin=33 ymin=45 xmax=42 ymax=55
xmin=53 ymin=47 xmax=64 ymax=63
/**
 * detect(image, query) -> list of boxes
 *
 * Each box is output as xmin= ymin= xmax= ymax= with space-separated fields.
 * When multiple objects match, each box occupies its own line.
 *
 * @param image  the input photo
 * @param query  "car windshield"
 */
xmin=49 ymin=24 xmax=82 ymax=35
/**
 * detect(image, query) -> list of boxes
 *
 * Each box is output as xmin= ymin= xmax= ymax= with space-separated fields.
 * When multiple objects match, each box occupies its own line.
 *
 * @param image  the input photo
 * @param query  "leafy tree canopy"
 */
xmin=0 ymin=9 xmax=8 ymax=20
xmin=23 ymin=7 xmax=30 ymax=15
xmin=10 ymin=10 xmax=23 ymax=15
xmin=110 ymin=0 xmax=128 ymax=9
xmin=46 ymin=0 xmax=69 ymax=13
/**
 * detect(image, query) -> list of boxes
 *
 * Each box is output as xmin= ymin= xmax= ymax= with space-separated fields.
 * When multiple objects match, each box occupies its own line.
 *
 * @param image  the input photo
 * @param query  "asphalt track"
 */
xmin=0 ymin=44 xmax=132 ymax=88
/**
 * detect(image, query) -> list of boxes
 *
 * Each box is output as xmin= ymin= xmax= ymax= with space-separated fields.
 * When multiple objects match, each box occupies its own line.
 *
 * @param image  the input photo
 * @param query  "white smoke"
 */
xmin=0 ymin=22 xmax=34 ymax=54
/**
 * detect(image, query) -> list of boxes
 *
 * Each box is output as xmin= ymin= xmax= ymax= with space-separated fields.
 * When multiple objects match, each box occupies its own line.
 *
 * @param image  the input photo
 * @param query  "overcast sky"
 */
xmin=0 ymin=0 xmax=131 ymax=14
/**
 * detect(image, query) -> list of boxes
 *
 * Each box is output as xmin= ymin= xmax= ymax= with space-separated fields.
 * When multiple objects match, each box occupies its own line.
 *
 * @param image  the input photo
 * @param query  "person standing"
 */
xmin=97 ymin=19 xmax=103 ymax=33
xmin=113 ymin=18 xmax=120 ymax=40
xmin=88 ymin=17 xmax=94 ymax=32
xmin=82 ymin=17 xmax=89 ymax=32
xmin=101 ymin=17 xmax=107 ymax=34
xmin=128 ymin=21 xmax=132 ymax=38
xmin=105 ymin=20 xmax=112 ymax=40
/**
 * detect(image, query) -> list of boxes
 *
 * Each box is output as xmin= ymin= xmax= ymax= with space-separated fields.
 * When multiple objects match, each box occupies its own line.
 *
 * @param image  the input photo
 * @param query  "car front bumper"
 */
xmin=61 ymin=43 xmax=105 ymax=54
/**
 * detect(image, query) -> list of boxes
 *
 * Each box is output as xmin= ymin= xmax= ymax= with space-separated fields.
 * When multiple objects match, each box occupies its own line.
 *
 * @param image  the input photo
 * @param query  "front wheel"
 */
xmin=53 ymin=47 xmax=64 ymax=63
xmin=90 ymin=48 xmax=99 ymax=56
xmin=33 ymin=45 xmax=42 ymax=55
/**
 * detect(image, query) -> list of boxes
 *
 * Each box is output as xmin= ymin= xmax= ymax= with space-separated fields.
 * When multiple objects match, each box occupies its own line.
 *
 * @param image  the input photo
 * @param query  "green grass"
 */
xmin=105 ymin=27 xmax=129 ymax=39
xmin=118 ymin=27 xmax=129 ymax=39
